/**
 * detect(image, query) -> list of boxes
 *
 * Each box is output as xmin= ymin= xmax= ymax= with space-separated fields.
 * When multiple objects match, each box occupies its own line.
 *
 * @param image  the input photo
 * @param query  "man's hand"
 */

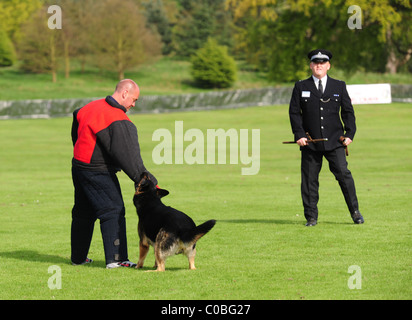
xmin=297 ymin=137 xmax=308 ymax=147
xmin=341 ymin=137 xmax=352 ymax=147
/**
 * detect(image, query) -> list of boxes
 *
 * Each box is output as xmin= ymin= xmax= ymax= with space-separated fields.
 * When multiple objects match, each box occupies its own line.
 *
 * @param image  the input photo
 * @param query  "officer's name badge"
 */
xmin=334 ymin=94 xmax=340 ymax=97
xmin=302 ymin=91 xmax=311 ymax=98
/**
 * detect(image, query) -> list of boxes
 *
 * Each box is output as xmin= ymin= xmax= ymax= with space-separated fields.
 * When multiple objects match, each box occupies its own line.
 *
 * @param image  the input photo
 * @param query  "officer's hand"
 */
xmin=297 ymin=137 xmax=308 ymax=147
xmin=342 ymin=137 xmax=352 ymax=146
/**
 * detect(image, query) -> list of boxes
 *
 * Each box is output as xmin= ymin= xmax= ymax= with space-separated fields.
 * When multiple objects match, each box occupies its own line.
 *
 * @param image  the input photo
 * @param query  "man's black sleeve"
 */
xmin=340 ymin=82 xmax=356 ymax=140
xmin=98 ymin=120 xmax=158 ymax=187
xmin=289 ymin=82 xmax=306 ymax=141
xmin=71 ymin=108 xmax=80 ymax=146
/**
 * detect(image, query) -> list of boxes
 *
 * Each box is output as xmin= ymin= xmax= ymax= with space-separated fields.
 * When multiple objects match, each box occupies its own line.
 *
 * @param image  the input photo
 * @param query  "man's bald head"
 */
xmin=115 ymin=79 xmax=139 ymax=93
xmin=112 ymin=79 xmax=140 ymax=112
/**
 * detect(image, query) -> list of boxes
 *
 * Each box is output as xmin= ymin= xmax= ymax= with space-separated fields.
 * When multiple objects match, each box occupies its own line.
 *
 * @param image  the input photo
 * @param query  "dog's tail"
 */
xmin=181 ymin=219 xmax=216 ymax=244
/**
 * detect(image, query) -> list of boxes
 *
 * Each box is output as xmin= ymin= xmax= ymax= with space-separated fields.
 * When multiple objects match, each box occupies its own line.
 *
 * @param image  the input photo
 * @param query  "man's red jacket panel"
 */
xmin=71 ymin=96 xmax=157 ymax=186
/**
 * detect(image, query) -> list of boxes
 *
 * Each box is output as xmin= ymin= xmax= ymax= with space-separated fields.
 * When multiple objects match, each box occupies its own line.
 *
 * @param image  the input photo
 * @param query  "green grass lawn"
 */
xmin=0 ymin=103 xmax=411 ymax=300
xmin=1 ymin=57 xmax=411 ymax=101
xmin=0 ymin=58 xmax=273 ymax=101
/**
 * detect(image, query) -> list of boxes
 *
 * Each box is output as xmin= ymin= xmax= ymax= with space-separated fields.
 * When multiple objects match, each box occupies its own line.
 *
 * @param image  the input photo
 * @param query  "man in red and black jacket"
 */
xmin=71 ymin=79 xmax=157 ymax=269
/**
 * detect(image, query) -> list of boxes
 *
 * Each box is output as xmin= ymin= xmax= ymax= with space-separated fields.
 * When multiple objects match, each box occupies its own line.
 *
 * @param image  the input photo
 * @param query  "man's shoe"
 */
xmin=72 ymin=258 xmax=93 ymax=266
xmin=351 ymin=211 xmax=364 ymax=224
xmin=106 ymin=260 xmax=137 ymax=269
xmin=305 ymin=219 xmax=317 ymax=227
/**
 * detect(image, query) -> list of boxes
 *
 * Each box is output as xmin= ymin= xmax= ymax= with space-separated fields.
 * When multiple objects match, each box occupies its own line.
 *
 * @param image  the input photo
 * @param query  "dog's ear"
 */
xmin=140 ymin=172 xmax=150 ymax=181
xmin=156 ymin=187 xmax=169 ymax=198
xmin=135 ymin=175 xmax=151 ymax=195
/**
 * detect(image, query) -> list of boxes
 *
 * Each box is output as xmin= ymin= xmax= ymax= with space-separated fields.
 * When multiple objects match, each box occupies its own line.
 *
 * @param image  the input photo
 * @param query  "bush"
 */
xmin=190 ymin=38 xmax=237 ymax=88
xmin=0 ymin=28 xmax=16 ymax=67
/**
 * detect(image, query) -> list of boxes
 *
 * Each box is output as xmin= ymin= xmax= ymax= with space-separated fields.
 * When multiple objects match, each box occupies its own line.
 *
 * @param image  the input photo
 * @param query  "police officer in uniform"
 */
xmin=289 ymin=49 xmax=364 ymax=226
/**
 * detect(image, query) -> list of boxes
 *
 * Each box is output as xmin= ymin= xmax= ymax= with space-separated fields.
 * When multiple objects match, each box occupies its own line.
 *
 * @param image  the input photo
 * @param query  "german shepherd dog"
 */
xmin=133 ymin=173 xmax=216 ymax=271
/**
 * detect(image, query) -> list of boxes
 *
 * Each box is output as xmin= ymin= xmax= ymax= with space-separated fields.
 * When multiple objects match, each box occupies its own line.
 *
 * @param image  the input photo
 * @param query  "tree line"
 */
xmin=0 ymin=0 xmax=410 ymax=84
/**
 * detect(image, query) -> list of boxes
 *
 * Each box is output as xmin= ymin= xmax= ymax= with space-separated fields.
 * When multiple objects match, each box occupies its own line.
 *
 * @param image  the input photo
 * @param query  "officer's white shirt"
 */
xmin=312 ymin=75 xmax=328 ymax=91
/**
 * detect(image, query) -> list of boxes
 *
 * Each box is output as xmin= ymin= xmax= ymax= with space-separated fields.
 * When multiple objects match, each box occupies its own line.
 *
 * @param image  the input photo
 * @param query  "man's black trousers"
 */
xmin=301 ymin=147 xmax=359 ymax=221
xmin=71 ymin=167 xmax=129 ymax=265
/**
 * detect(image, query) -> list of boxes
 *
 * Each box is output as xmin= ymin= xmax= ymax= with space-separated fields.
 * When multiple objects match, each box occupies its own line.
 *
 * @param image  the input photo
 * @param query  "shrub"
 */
xmin=190 ymin=38 xmax=237 ymax=88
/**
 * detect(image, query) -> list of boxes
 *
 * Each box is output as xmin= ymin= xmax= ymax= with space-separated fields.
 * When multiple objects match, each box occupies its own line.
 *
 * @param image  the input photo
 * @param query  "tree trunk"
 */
xmin=64 ymin=40 xmax=70 ymax=79
xmin=50 ymin=35 xmax=57 ymax=83
xmin=385 ymin=28 xmax=397 ymax=74
xmin=118 ymin=38 xmax=124 ymax=80
xmin=385 ymin=49 xmax=397 ymax=74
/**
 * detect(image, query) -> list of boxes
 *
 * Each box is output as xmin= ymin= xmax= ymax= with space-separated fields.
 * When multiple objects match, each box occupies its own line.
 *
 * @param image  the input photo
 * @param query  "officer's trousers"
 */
xmin=301 ymin=147 xmax=359 ymax=221
xmin=71 ymin=167 xmax=128 ymax=265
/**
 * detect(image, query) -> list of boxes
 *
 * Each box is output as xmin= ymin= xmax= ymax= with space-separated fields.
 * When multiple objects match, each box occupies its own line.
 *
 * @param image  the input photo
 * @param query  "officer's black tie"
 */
xmin=318 ymin=79 xmax=323 ymax=95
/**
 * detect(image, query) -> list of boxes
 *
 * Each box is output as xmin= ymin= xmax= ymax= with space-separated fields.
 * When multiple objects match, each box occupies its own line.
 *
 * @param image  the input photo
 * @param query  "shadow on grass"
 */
xmin=136 ymin=266 xmax=190 ymax=272
xmin=219 ymin=219 xmax=301 ymax=225
xmin=0 ymin=250 xmax=104 ymax=268
xmin=218 ymin=218 xmax=353 ymax=225
xmin=0 ymin=250 xmax=199 ymax=272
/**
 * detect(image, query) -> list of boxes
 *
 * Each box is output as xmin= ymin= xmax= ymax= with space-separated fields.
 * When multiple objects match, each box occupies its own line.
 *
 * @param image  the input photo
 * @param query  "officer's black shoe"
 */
xmin=351 ymin=211 xmax=364 ymax=224
xmin=305 ymin=219 xmax=317 ymax=227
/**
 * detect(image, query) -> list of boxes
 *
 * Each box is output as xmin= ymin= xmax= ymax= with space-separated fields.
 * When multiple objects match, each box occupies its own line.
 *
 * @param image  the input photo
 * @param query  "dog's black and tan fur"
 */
xmin=133 ymin=173 xmax=216 ymax=271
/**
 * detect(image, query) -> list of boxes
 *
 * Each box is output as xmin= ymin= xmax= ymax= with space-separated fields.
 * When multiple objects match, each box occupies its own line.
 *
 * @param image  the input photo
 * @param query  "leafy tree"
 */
xmin=227 ymin=0 xmax=411 ymax=80
xmin=87 ymin=0 xmax=162 ymax=80
xmin=59 ymin=0 xmax=99 ymax=75
xmin=173 ymin=2 xmax=215 ymax=57
xmin=0 ymin=27 xmax=17 ymax=67
xmin=18 ymin=6 xmax=60 ymax=82
xmin=142 ymin=0 xmax=177 ymax=55
xmin=173 ymin=0 xmax=233 ymax=57
xmin=16 ymin=0 xmax=162 ymax=81
xmin=0 ymin=0 xmax=43 ymax=42
xmin=53 ymin=0 xmax=92 ymax=79
xmin=190 ymin=38 xmax=237 ymax=88
xmin=384 ymin=0 xmax=412 ymax=73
